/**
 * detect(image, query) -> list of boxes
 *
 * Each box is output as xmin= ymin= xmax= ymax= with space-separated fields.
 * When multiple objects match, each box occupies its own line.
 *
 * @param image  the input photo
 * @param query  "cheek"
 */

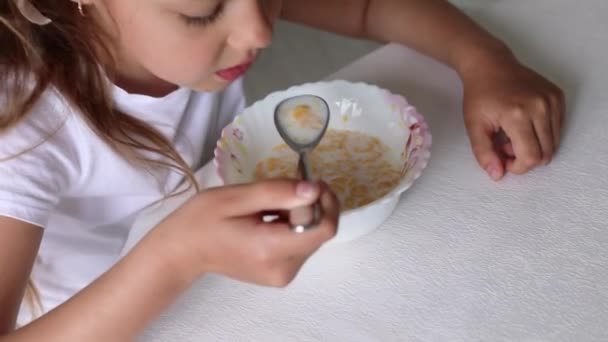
xmin=126 ymin=23 xmax=225 ymax=85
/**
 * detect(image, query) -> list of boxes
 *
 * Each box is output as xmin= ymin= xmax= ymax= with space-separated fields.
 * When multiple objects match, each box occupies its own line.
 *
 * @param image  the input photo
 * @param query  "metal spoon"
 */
xmin=274 ymin=95 xmax=330 ymax=233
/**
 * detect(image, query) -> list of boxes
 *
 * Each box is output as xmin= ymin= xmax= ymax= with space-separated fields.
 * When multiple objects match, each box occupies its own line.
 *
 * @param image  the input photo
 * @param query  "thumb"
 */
xmin=468 ymin=123 xmax=504 ymax=181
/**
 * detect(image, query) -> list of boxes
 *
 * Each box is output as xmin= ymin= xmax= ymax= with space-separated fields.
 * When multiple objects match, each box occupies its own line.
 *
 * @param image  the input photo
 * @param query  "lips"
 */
xmin=216 ymin=59 xmax=254 ymax=82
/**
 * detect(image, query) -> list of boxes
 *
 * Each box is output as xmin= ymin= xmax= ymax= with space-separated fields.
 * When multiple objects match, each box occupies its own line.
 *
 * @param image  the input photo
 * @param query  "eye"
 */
xmin=181 ymin=3 xmax=225 ymax=27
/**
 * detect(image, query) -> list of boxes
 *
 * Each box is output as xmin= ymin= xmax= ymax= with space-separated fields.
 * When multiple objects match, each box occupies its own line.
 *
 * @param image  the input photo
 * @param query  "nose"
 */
xmin=227 ymin=1 xmax=273 ymax=51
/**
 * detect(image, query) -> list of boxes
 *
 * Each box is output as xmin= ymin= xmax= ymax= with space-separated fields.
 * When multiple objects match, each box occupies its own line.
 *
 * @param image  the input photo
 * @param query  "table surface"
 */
xmin=128 ymin=1 xmax=608 ymax=341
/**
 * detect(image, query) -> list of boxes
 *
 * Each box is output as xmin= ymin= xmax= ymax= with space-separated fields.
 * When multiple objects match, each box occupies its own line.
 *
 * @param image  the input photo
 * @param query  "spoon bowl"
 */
xmin=274 ymin=95 xmax=330 ymax=150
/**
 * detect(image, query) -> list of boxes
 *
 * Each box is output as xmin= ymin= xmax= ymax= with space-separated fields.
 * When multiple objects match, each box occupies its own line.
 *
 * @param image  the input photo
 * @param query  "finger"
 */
xmin=531 ymin=104 xmax=555 ymax=164
xmin=467 ymin=121 xmax=505 ymax=181
xmin=502 ymin=115 xmax=542 ymax=174
xmin=319 ymin=183 xmax=341 ymax=226
xmin=266 ymin=256 xmax=309 ymax=288
xmin=256 ymin=185 xmax=340 ymax=255
xmin=254 ymin=221 xmax=327 ymax=258
xmin=258 ymin=210 xmax=289 ymax=223
xmin=214 ymin=180 xmax=321 ymax=217
xmin=227 ymin=188 xmax=339 ymax=288
xmin=502 ymin=142 xmax=515 ymax=158
xmin=493 ymin=130 xmax=514 ymax=159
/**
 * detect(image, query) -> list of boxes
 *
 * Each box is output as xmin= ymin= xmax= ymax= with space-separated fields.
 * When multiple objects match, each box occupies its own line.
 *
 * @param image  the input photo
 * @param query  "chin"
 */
xmin=188 ymin=77 xmax=232 ymax=92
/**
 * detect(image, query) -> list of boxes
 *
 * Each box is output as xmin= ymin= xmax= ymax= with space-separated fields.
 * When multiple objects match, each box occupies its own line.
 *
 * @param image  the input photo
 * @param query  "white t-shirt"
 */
xmin=0 ymin=79 xmax=245 ymax=324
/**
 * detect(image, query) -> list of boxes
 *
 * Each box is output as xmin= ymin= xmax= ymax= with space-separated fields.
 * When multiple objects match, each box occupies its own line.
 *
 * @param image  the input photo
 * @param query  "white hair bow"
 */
xmin=14 ymin=0 xmax=53 ymax=25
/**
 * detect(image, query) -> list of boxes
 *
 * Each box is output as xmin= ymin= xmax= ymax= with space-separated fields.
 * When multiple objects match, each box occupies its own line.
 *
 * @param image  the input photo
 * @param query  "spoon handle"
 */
xmin=289 ymin=152 xmax=322 ymax=233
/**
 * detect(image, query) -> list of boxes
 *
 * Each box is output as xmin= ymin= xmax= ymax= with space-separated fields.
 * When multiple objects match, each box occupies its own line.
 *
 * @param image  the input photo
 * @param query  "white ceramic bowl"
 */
xmin=214 ymin=80 xmax=432 ymax=244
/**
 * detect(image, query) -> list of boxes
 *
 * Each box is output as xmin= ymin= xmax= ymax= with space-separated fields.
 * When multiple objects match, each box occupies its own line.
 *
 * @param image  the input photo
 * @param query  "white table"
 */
xmin=126 ymin=1 xmax=608 ymax=341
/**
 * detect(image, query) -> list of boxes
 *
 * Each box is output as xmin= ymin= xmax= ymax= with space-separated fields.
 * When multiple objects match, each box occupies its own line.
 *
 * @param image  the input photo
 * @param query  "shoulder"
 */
xmin=0 ymin=85 xmax=83 ymax=160
xmin=0 ymin=85 xmax=86 ymax=226
xmin=0 ymin=84 xmax=87 ymax=198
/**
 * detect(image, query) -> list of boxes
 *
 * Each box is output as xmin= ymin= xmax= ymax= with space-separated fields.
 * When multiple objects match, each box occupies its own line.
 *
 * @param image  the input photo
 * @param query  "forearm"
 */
xmin=3 ymin=228 xmax=193 ymax=342
xmin=363 ymin=0 xmax=514 ymax=75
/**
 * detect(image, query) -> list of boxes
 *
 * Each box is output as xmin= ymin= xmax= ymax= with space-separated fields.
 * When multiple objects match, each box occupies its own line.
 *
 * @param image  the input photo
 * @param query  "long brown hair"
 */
xmin=1 ymin=1 xmax=198 ymax=316
xmin=1 ymin=0 xmax=199 ymax=184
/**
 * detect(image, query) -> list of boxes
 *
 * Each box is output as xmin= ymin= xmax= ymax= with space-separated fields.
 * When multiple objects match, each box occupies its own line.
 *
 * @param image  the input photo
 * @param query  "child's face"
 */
xmin=97 ymin=0 xmax=281 ymax=92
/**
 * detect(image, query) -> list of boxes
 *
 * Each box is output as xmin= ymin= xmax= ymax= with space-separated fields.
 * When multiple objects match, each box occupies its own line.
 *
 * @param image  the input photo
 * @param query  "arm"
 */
xmin=282 ymin=0 xmax=565 ymax=180
xmin=0 ymin=216 xmax=192 ymax=342
xmin=0 ymin=217 xmax=41 ymax=333
xmin=0 ymin=180 xmax=339 ymax=342
xmin=282 ymin=0 xmax=511 ymax=83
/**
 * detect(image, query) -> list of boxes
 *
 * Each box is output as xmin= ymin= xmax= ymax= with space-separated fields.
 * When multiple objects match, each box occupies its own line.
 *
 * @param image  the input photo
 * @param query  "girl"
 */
xmin=0 ymin=0 xmax=563 ymax=340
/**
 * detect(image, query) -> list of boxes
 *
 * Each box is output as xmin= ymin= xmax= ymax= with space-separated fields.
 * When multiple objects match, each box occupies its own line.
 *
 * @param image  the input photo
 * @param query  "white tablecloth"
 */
xmin=128 ymin=1 xmax=608 ymax=340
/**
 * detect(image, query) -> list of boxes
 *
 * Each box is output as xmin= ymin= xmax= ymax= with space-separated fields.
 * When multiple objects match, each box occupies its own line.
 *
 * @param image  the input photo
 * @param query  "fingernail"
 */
xmin=486 ymin=166 xmax=502 ymax=181
xmin=296 ymin=182 xmax=317 ymax=199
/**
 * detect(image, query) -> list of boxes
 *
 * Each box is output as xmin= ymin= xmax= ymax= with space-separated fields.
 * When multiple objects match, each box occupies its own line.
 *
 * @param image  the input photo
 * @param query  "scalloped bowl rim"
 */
xmin=213 ymin=80 xmax=432 ymax=215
